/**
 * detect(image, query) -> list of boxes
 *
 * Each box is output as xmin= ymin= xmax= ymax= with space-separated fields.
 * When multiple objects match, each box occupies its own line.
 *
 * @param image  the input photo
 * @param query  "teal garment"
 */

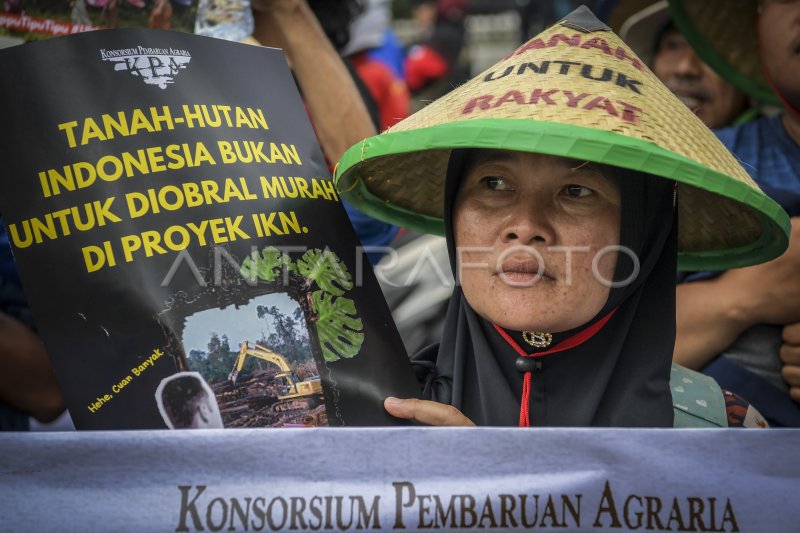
xmin=670 ymin=364 xmax=727 ymax=428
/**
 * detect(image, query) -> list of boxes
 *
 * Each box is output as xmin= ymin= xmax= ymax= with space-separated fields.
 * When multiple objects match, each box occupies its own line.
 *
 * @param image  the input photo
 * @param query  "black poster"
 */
xmin=0 ymin=29 xmax=418 ymax=429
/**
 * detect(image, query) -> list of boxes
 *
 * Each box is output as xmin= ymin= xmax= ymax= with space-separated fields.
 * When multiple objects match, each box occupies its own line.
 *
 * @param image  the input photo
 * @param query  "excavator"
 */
xmin=228 ymin=341 xmax=324 ymax=414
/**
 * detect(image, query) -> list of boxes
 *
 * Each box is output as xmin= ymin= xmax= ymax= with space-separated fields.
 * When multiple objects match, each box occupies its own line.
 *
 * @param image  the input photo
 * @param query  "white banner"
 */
xmin=1 ymin=428 xmax=798 ymax=532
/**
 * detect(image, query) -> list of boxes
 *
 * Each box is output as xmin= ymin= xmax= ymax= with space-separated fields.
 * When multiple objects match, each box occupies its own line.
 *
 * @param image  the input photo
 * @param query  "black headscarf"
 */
xmin=412 ymin=150 xmax=678 ymax=427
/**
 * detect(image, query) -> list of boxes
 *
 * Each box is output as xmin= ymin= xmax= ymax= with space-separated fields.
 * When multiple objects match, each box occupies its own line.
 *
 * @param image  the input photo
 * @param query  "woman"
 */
xmin=393 ymin=149 xmax=677 ymax=427
xmin=334 ymin=6 xmax=790 ymax=427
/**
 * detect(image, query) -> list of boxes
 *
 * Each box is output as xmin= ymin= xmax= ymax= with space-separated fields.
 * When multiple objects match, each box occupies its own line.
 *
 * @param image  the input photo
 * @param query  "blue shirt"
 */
xmin=715 ymin=114 xmax=800 ymax=215
xmin=343 ymin=201 xmax=399 ymax=265
xmin=367 ymin=28 xmax=406 ymax=80
xmin=0 ymin=219 xmax=33 ymax=329
xmin=0 ymin=218 xmax=32 ymax=430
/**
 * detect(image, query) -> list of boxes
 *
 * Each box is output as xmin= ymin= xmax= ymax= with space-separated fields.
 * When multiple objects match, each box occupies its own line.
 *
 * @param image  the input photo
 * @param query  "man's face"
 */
xmin=758 ymin=0 xmax=800 ymax=109
xmin=653 ymin=28 xmax=748 ymax=128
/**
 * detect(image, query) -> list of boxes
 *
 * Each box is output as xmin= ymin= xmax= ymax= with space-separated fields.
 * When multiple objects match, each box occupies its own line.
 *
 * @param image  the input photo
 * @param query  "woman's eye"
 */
xmin=563 ymin=184 xmax=593 ymax=198
xmin=481 ymin=176 xmax=511 ymax=191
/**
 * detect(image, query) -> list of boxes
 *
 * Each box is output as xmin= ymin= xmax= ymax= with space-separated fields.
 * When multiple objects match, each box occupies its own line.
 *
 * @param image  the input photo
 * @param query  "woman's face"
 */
xmin=453 ymin=150 xmax=622 ymax=333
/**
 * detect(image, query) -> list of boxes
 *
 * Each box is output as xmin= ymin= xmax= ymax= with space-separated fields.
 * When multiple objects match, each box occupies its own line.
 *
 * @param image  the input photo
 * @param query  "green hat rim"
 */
xmin=668 ymin=0 xmax=781 ymax=106
xmin=335 ymin=118 xmax=789 ymax=271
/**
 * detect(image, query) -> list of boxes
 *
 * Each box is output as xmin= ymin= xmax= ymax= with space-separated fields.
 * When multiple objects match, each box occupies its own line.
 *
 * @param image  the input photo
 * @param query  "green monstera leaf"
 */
xmin=295 ymin=248 xmax=353 ymax=296
xmin=243 ymin=246 xmax=365 ymax=362
xmin=240 ymin=246 xmax=290 ymax=282
xmin=311 ymin=289 xmax=364 ymax=362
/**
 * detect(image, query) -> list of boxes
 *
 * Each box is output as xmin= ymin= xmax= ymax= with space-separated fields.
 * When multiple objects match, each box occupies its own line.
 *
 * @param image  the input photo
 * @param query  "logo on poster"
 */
xmin=100 ymin=46 xmax=192 ymax=89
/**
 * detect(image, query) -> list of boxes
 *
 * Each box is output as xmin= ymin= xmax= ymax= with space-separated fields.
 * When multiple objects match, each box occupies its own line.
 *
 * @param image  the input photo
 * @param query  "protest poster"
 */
xmin=0 ymin=28 xmax=419 ymax=429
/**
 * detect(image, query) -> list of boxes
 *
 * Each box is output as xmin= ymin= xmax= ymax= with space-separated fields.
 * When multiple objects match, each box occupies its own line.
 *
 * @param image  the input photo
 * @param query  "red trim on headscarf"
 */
xmin=756 ymin=12 xmax=800 ymax=119
xmin=520 ymin=372 xmax=533 ymax=427
xmin=492 ymin=308 xmax=618 ymax=427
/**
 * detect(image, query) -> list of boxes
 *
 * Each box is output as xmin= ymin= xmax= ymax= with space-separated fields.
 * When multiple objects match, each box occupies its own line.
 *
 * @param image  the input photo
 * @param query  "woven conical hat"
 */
xmin=669 ymin=0 xmax=780 ymax=106
xmin=335 ymin=6 xmax=788 ymax=270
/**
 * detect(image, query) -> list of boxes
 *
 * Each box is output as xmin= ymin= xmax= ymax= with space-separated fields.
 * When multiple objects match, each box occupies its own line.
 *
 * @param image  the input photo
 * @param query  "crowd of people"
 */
xmin=1 ymin=0 xmax=799 ymax=430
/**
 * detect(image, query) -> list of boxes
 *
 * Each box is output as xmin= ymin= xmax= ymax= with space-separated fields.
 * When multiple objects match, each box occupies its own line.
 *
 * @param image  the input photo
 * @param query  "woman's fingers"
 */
xmin=384 ymin=397 xmax=475 ymax=426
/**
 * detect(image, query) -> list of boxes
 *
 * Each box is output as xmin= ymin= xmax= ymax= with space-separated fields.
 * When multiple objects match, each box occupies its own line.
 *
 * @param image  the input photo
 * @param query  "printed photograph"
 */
xmin=180 ymin=292 xmax=329 ymax=428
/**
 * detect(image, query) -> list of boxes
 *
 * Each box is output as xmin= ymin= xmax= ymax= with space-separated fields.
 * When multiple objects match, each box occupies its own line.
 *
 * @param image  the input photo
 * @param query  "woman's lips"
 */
xmin=496 ymin=259 xmax=554 ymax=286
xmin=500 ymin=271 xmax=542 ymax=284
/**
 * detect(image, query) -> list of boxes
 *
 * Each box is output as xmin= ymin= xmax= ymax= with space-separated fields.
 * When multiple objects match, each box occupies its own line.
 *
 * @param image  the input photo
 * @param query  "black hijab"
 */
xmin=412 ymin=150 xmax=678 ymax=427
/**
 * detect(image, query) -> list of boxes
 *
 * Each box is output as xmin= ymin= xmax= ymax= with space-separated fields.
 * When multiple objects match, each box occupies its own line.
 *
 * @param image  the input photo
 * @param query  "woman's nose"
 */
xmin=500 ymin=202 xmax=555 ymax=245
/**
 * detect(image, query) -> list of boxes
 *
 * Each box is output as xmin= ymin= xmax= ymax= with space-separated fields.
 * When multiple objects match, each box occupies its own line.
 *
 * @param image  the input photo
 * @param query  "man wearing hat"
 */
xmin=668 ymin=0 xmax=800 ymax=426
xmin=617 ymin=0 xmax=752 ymax=130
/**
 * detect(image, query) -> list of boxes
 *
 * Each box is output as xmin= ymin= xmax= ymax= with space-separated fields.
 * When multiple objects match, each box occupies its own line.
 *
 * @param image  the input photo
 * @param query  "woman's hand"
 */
xmin=384 ymin=397 xmax=475 ymax=426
